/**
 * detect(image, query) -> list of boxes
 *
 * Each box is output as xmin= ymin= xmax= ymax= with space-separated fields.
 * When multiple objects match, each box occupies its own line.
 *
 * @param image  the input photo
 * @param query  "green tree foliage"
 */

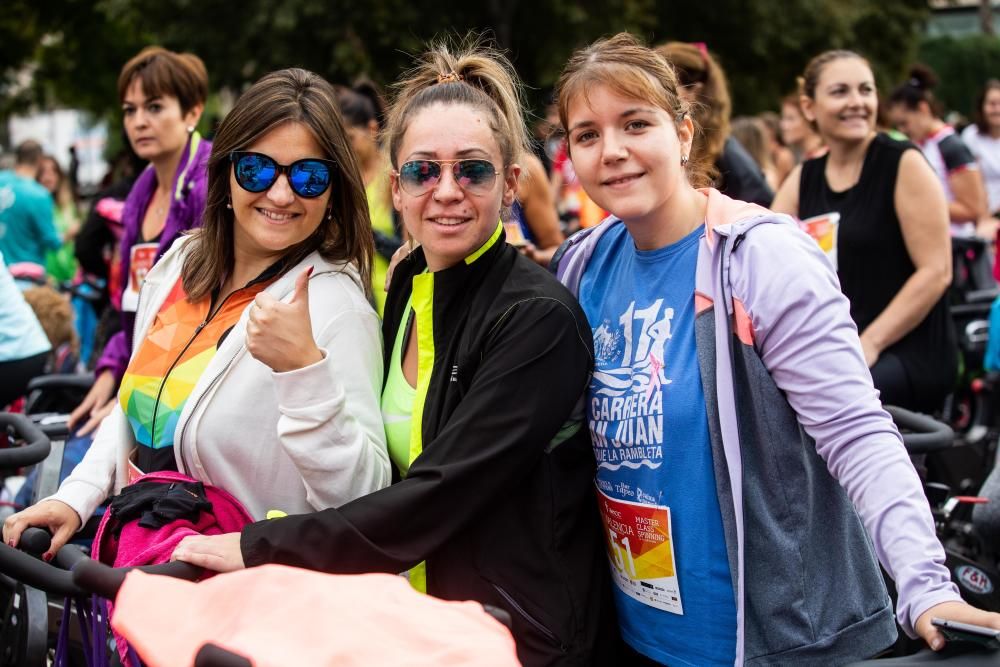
xmin=1 ymin=0 xmax=149 ymax=117
xmin=644 ymin=0 xmax=929 ymax=114
xmin=918 ymin=34 xmax=1000 ymax=119
xmin=2 ymin=0 xmax=930 ymax=125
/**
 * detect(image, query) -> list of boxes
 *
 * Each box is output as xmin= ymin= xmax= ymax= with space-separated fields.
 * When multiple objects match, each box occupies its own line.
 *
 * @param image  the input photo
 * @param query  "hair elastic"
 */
xmin=691 ymin=42 xmax=710 ymax=68
xmin=437 ymin=71 xmax=463 ymax=85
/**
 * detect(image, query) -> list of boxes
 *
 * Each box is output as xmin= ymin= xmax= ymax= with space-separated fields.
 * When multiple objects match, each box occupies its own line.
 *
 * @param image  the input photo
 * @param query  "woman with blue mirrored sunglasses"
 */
xmin=2 ymin=46 xmax=214 ymax=561
xmin=230 ymin=151 xmax=337 ymax=198
xmin=6 ymin=69 xmax=390 ymax=615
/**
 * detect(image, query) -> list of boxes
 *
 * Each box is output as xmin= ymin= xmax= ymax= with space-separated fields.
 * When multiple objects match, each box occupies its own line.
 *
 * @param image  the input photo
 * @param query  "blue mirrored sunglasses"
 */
xmin=230 ymin=151 xmax=336 ymax=198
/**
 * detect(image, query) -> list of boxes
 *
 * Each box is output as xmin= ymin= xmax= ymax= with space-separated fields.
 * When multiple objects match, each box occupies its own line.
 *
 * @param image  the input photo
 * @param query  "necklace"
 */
xmin=153 ymin=188 xmax=170 ymax=218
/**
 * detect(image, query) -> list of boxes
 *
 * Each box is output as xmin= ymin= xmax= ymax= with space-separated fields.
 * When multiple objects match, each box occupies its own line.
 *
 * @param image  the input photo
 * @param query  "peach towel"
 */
xmin=112 ymin=565 xmax=521 ymax=666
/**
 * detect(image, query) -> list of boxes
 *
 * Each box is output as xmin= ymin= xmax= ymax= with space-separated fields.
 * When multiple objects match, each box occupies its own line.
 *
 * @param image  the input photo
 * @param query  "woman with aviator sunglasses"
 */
xmin=173 ymin=41 xmax=613 ymax=666
xmin=4 ymin=68 xmax=390 ymax=559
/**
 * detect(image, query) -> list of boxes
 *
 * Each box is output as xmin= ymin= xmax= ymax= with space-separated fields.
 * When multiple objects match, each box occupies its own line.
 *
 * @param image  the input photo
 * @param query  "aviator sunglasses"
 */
xmin=230 ymin=151 xmax=336 ymax=198
xmin=394 ymin=158 xmax=499 ymax=197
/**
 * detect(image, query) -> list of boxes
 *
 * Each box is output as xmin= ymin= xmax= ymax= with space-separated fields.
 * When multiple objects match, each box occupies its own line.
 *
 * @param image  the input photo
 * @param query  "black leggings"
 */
xmin=869 ymin=349 xmax=953 ymax=413
xmin=0 ymin=351 xmax=47 ymax=408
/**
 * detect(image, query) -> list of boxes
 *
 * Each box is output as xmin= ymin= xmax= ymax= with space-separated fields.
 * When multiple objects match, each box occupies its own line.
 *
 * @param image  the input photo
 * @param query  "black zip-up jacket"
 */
xmin=242 ymin=229 xmax=614 ymax=665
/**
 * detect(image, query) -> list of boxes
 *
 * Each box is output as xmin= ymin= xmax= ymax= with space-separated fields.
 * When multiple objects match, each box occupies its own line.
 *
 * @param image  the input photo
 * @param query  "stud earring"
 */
xmin=326 ymin=210 xmax=333 ymax=220
xmin=226 ymin=198 xmax=232 ymax=209
xmin=187 ymin=125 xmax=196 ymax=134
xmin=681 ymin=155 xmax=689 ymax=167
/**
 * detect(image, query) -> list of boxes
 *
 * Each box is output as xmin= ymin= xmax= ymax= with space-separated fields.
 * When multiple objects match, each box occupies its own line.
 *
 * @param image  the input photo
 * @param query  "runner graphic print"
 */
xmin=589 ymin=298 xmax=671 ymax=471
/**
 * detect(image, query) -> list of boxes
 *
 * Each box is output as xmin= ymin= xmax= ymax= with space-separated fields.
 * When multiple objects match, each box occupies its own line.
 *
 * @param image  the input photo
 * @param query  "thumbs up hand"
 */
xmin=246 ymin=266 xmax=324 ymax=373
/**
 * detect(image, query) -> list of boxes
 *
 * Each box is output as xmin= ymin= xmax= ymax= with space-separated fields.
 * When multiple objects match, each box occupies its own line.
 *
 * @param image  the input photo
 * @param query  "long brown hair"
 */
xmin=182 ymin=68 xmax=373 ymax=301
xmin=975 ymin=79 xmax=1000 ymax=134
xmin=556 ymin=32 xmax=710 ymax=187
xmin=655 ymin=42 xmax=730 ymax=173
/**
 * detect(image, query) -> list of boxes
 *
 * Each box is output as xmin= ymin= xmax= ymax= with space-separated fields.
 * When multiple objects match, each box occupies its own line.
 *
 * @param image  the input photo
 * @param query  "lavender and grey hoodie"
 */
xmin=556 ymin=188 xmax=961 ymax=665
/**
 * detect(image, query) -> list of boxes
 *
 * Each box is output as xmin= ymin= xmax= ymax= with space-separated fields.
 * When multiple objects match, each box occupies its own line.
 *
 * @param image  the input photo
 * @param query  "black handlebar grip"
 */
xmin=71 ymin=557 xmax=125 ymax=599
xmin=18 ymin=527 xmax=52 ymax=557
xmin=194 ymin=643 xmax=253 ymax=667
xmin=483 ymin=604 xmax=513 ymax=629
xmin=135 ymin=559 xmax=203 ymax=581
xmin=72 ymin=556 xmax=204 ymax=600
xmin=25 ymin=373 xmax=96 ymax=394
xmin=0 ymin=540 xmax=81 ymax=596
xmin=0 ymin=412 xmax=51 ymax=467
xmin=885 ymin=405 xmax=955 ymax=455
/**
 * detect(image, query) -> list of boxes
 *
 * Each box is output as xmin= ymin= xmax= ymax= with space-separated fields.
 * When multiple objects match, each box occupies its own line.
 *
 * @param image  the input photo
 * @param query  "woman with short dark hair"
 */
xmin=70 ymin=46 xmax=212 ymax=436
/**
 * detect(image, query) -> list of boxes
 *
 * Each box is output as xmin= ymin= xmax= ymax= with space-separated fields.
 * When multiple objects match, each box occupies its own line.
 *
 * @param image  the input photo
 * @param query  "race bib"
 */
xmin=126 ymin=450 xmax=145 ymax=485
xmin=597 ymin=486 xmax=683 ymax=614
xmin=120 ymin=242 xmax=158 ymax=312
xmin=798 ymin=212 xmax=840 ymax=270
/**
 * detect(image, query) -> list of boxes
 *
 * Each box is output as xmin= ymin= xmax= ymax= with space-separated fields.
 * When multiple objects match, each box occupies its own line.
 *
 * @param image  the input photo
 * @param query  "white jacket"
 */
xmin=52 ymin=236 xmax=390 ymax=521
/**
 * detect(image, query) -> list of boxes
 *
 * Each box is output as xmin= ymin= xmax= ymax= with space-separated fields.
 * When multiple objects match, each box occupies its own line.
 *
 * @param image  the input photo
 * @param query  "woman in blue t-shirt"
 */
xmin=553 ymin=33 xmax=1000 ymax=666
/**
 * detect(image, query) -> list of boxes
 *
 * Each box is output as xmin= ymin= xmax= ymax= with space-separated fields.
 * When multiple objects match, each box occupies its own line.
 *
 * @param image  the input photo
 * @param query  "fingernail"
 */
xmin=307 ymin=266 xmax=314 ymax=277
xmin=931 ymin=637 xmax=944 ymax=651
xmin=7 ymin=540 xmax=13 ymax=548
xmin=43 ymin=553 xmax=52 ymax=562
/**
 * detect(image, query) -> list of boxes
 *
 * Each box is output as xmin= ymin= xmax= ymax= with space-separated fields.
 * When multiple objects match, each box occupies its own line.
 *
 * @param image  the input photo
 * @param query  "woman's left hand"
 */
xmin=171 ymin=532 xmax=245 ymax=573
xmin=247 ymin=267 xmax=323 ymax=373
xmin=915 ymin=601 xmax=1000 ymax=650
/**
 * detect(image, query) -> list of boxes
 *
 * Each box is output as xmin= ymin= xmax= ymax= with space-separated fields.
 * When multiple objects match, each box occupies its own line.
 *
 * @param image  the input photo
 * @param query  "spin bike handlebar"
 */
xmin=886 ymin=405 xmax=955 ymax=455
xmin=0 ymin=527 xmax=202 ymax=598
xmin=845 ymin=645 xmax=999 ymax=666
xmin=0 ymin=412 xmax=51 ymax=468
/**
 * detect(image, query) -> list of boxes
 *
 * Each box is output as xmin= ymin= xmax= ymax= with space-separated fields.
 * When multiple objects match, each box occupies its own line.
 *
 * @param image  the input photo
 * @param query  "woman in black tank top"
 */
xmin=773 ymin=51 xmax=956 ymax=412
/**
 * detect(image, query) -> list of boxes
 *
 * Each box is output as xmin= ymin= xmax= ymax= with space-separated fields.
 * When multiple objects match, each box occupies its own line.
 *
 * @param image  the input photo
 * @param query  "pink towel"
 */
xmin=112 ymin=566 xmax=521 ymax=667
xmin=93 ymin=470 xmax=254 ymax=666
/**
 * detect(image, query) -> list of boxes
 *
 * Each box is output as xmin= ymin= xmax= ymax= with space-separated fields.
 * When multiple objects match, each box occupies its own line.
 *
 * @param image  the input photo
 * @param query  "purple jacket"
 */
xmin=95 ymin=132 xmax=211 ymax=383
xmin=555 ymin=189 xmax=960 ymax=665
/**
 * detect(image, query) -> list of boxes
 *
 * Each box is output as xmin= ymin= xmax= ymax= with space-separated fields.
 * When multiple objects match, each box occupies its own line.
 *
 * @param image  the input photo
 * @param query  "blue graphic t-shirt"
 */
xmin=579 ymin=222 xmax=736 ymax=666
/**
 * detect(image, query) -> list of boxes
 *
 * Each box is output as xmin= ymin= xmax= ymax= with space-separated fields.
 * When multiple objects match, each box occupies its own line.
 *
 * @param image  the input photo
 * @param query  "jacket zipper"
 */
xmin=149 ymin=290 xmax=240 ymax=451
xmin=490 ymin=582 xmax=566 ymax=651
xmin=175 ymin=270 xmax=310 ymax=465
xmin=176 ymin=345 xmax=241 ymax=471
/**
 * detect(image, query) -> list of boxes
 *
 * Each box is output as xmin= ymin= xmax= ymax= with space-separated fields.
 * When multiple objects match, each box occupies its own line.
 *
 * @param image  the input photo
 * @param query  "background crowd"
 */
xmin=2 ymin=6 xmax=1000 ymax=666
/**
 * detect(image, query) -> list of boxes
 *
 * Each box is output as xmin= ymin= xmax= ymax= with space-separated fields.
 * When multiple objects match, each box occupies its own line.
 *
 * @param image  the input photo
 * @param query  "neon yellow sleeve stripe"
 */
xmin=465 ymin=219 xmax=503 ymax=265
xmin=406 ymin=272 xmax=436 ymax=595
xmin=409 ymin=272 xmax=435 ymax=467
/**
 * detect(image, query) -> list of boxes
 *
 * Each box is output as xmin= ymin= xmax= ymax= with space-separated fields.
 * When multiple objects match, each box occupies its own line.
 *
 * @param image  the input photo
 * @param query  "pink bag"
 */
xmin=92 ymin=470 xmax=254 ymax=666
